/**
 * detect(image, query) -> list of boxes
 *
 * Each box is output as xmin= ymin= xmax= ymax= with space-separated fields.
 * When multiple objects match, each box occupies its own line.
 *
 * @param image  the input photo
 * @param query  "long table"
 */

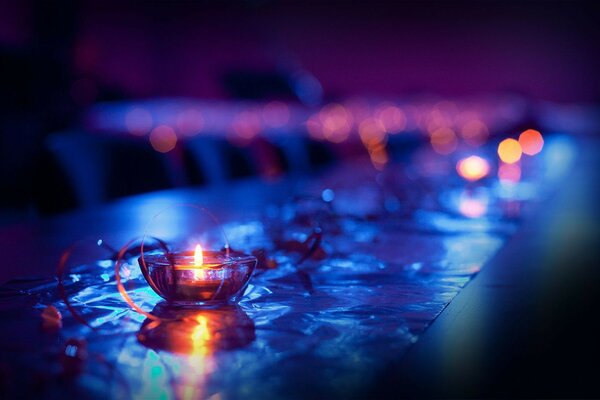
xmin=0 ymin=136 xmax=598 ymax=398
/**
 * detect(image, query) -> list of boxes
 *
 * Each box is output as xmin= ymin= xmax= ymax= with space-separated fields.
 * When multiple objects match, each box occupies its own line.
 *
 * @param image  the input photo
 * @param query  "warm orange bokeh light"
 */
xmin=358 ymin=118 xmax=386 ymax=146
xmin=149 ymin=125 xmax=177 ymax=153
xmin=191 ymin=315 xmax=211 ymax=356
xmin=194 ymin=244 xmax=204 ymax=267
xmin=518 ymin=129 xmax=544 ymax=156
xmin=497 ymin=138 xmax=522 ymax=164
xmin=368 ymin=142 xmax=389 ymax=170
xmin=456 ymin=156 xmax=490 ymax=182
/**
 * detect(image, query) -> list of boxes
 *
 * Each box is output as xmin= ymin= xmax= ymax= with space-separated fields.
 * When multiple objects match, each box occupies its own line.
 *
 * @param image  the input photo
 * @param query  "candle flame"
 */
xmin=194 ymin=244 xmax=203 ymax=267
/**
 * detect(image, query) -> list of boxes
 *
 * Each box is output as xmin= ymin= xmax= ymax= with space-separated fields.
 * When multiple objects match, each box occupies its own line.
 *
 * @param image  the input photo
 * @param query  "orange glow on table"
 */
xmin=519 ymin=129 xmax=544 ymax=155
xmin=456 ymin=156 xmax=490 ymax=182
xmin=191 ymin=315 xmax=211 ymax=356
xmin=497 ymin=138 xmax=522 ymax=164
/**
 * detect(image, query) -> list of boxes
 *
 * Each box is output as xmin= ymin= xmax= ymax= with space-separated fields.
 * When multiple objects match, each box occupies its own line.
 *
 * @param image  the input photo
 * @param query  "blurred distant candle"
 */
xmin=518 ymin=129 xmax=544 ymax=156
xmin=456 ymin=155 xmax=490 ymax=182
xmin=498 ymin=138 xmax=522 ymax=164
xmin=139 ymin=243 xmax=256 ymax=305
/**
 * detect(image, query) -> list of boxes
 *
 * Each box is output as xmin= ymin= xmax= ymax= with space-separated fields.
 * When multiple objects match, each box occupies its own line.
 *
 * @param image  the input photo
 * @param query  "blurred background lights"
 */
xmin=175 ymin=109 xmax=204 ymax=136
xmin=456 ymin=155 xmax=490 ymax=182
xmin=498 ymin=162 xmax=522 ymax=183
xmin=262 ymin=101 xmax=291 ymax=128
xmin=376 ymin=104 xmax=407 ymax=134
xmin=125 ymin=108 xmax=153 ymax=136
xmin=497 ymin=138 xmax=522 ymax=164
xmin=149 ymin=125 xmax=178 ymax=153
xmin=321 ymin=188 xmax=335 ymax=202
xmin=518 ymin=129 xmax=544 ymax=155
xmin=358 ymin=118 xmax=386 ymax=146
xmin=305 ymin=114 xmax=325 ymax=141
xmin=232 ymin=110 xmax=262 ymax=139
xmin=458 ymin=190 xmax=489 ymax=218
xmin=368 ymin=142 xmax=389 ymax=170
xmin=430 ymin=127 xmax=458 ymax=155
xmin=319 ymin=103 xmax=353 ymax=143
xmin=459 ymin=119 xmax=489 ymax=147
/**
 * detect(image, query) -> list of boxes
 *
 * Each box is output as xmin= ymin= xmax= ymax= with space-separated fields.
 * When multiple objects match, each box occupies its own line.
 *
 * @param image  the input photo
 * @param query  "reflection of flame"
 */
xmin=184 ymin=315 xmax=211 ymax=400
xmin=137 ymin=303 xmax=255 ymax=356
xmin=191 ymin=315 xmax=210 ymax=356
xmin=137 ymin=303 xmax=255 ymax=400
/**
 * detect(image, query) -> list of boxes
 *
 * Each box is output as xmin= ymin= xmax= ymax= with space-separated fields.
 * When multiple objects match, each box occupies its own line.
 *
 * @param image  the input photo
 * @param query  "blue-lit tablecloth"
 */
xmin=0 ymin=136 xmax=575 ymax=399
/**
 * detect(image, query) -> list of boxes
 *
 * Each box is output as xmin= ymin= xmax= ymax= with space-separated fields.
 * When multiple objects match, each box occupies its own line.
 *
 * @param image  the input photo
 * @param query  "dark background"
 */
xmin=2 ymin=1 xmax=600 ymax=101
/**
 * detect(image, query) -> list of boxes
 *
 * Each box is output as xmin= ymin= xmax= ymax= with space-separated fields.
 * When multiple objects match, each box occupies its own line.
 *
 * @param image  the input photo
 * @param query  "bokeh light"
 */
xmin=458 ymin=190 xmax=489 ymax=218
xmin=498 ymin=162 xmax=521 ymax=183
xmin=232 ymin=110 xmax=262 ymax=139
xmin=176 ymin=109 xmax=204 ymax=136
xmin=306 ymin=114 xmax=325 ymax=141
xmin=368 ymin=142 xmax=389 ymax=170
xmin=149 ymin=125 xmax=178 ymax=153
xmin=518 ymin=129 xmax=544 ymax=156
xmin=456 ymin=156 xmax=490 ymax=182
xmin=319 ymin=103 xmax=353 ymax=143
xmin=497 ymin=138 xmax=522 ymax=164
xmin=262 ymin=101 xmax=290 ymax=128
xmin=125 ymin=108 xmax=153 ymax=136
xmin=358 ymin=118 xmax=386 ymax=146
xmin=376 ymin=104 xmax=406 ymax=134
xmin=430 ymin=127 xmax=458 ymax=155
xmin=460 ymin=119 xmax=489 ymax=147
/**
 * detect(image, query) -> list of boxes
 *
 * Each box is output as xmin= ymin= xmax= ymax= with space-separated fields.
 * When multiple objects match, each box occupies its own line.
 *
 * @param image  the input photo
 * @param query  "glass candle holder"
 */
xmin=139 ymin=250 xmax=256 ymax=305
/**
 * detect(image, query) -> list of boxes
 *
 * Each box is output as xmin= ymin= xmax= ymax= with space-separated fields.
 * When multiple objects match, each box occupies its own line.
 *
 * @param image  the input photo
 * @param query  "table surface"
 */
xmin=1 ymin=136 xmax=599 ymax=398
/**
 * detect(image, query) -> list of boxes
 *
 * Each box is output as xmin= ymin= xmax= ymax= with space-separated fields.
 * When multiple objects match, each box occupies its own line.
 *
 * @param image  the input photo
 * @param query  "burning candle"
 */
xmin=139 ymin=243 xmax=256 ymax=305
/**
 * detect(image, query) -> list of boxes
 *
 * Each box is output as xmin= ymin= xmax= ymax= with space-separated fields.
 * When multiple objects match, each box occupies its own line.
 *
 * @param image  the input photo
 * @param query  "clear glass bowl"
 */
xmin=139 ymin=250 xmax=256 ymax=304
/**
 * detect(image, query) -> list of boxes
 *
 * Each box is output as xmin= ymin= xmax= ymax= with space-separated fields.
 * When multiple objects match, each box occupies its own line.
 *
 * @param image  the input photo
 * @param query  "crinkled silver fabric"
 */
xmin=0 ymin=137 xmax=575 ymax=399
